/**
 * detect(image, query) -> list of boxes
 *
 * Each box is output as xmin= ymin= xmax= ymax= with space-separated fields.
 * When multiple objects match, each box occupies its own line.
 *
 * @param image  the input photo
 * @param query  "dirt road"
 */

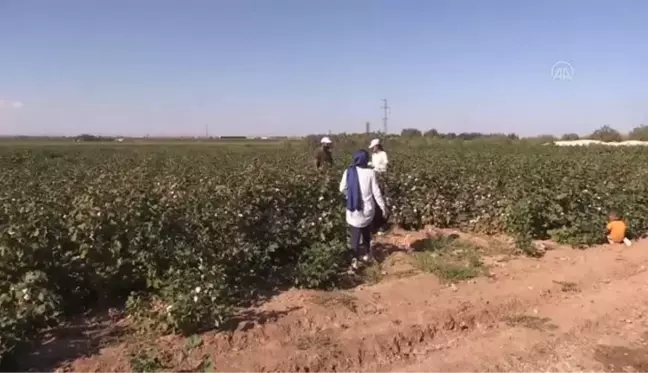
xmin=20 ymin=230 xmax=648 ymax=372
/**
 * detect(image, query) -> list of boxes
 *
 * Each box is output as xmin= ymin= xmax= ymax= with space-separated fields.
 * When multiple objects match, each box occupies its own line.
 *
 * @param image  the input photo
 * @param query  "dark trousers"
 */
xmin=373 ymin=173 xmax=389 ymax=233
xmin=349 ymin=225 xmax=372 ymax=258
xmin=373 ymin=203 xmax=388 ymax=233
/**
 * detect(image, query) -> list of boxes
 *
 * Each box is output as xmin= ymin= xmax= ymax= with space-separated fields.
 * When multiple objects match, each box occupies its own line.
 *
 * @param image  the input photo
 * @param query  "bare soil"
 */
xmin=16 ymin=227 xmax=648 ymax=372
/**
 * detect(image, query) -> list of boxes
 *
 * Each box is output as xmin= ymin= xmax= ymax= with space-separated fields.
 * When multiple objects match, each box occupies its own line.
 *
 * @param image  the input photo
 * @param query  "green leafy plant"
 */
xmin=129 ymin=344 xmax=172 ymax=373
xmin=294 ymin=240 xmax=348 ymax=290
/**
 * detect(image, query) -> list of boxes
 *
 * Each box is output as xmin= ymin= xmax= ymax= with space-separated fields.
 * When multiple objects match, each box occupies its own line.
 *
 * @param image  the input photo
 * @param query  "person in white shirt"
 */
xmin=368 ymin=138 xmax=389 ymax=234
xmin=368 ymin=138 xmax=388 ymax=173
xmin=339 ymin=150 xmax=389 ymax=269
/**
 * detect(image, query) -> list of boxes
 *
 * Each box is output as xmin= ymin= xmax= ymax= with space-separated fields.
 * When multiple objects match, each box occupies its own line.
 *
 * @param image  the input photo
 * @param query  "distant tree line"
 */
xmin=401 ymin=128 xmax=519 ymax=140
xmin=396 ymin=124 xmax=648 ymax=143
xmin=580 ymin=124 xmax=648 ymax=142
xmin=525 ymin=125 xmax=648 ymax=143
xmin=75 ymin=134 xmax=117 ymax=142
xmin=68 ymin=125 xmax=648 ymax=145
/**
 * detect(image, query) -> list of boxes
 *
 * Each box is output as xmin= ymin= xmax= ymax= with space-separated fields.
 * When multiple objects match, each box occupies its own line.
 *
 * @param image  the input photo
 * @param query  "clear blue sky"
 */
xmin=1 ymin=0 xmax=646 ymax=137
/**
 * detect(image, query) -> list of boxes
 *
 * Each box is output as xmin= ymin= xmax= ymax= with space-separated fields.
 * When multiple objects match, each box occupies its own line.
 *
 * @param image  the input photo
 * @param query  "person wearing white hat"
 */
xmin=314 ymin=136 xmax=334 ymax=170
xmin=368 ymin=138 xmax=388 ymax=173
xmin=367 ymin=138 xmax=389 ymax=234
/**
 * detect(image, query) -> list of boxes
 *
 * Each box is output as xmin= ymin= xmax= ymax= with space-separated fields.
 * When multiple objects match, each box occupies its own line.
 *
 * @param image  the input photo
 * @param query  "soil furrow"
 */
xmin=20 ymin=234 xmax=648 ymax=372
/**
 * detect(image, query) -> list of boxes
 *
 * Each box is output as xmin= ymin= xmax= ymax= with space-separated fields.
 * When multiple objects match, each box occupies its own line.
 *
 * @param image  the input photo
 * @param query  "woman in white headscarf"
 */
xmin=368 ymin=138 xmax=389 ymax=234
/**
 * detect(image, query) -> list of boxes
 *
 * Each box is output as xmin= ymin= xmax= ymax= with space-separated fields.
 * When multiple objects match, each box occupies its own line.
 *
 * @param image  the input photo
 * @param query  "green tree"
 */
xmin=628 ymin=125 xmax=648 ymax=141
xmin=424 ymin=129 xmax=439 ymax=137
xmin=533 ymin=134 xmax=557 ymax=143
xmin=561 ymin=133 xmax=580 ymax=141
xmin=401 ymin=128 xmax=422 ymax=137
xmin=458 ymin=132 xmax=484 ymax=140
xmin=588 ymin=125 xmax=622 ymax=142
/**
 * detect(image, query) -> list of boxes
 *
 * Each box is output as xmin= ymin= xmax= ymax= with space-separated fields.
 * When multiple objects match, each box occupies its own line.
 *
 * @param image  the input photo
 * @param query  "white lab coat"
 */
xmin=369 ymin=151 xmax=388 ymax=173
xmin=339 ymin=168 xmax=388 ymax=228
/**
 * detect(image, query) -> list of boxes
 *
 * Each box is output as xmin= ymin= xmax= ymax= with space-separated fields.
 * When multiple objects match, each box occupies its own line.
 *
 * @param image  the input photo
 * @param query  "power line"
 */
xmin=381 ymin=99 xmax=390 ymax=134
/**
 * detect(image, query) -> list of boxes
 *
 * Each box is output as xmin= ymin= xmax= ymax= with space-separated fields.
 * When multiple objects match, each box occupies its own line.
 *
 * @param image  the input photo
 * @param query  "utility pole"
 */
xmin=205 ymin=123 xmax=209 ymax=138
xmin=381 ymin=99 xmax=389 ymax=135
xmin=365 ymin=121 xmax=370 ymax=134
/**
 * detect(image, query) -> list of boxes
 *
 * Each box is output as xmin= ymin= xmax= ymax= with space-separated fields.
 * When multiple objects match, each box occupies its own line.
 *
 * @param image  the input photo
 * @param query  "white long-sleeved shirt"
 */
xmin=339 ymin=167 xmax=388 ymax=228
xmin=369 ymin=151 xmax=388 ymax=173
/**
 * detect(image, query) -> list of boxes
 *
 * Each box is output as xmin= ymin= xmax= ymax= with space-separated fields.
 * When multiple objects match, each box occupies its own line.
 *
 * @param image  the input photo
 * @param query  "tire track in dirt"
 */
xmin=393 ymin=262 xmax=648 ymax=371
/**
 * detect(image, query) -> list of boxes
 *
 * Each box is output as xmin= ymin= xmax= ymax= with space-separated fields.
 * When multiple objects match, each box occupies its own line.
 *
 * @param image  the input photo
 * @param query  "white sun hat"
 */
xmin=320 ymin=136 xmax=332 ymax=144
xmin=369 ymin=138 xmax=381 ymax=148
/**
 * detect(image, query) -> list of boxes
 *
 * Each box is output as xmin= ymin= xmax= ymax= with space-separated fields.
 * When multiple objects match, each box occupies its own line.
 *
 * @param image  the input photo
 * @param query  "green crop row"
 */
xmin=2 ymin=142 xmax=648 ymax=367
